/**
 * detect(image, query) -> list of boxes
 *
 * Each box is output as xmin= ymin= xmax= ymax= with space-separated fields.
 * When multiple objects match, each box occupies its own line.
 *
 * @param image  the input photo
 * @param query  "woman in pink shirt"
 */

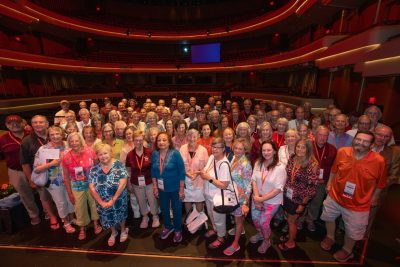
xmin=62 ymin=132 xmax=102 ymax=240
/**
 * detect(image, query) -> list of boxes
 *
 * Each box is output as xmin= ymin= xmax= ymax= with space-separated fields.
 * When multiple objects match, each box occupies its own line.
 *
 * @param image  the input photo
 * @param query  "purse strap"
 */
xmin=213 ymin=159 xmax=239 ymax=205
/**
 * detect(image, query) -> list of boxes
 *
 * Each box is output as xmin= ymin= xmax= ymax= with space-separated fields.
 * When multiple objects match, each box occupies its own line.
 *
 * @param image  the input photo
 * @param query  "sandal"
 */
xmin=208 ymin=237 xmax=224 ymax=249
xmin=223 ymin=245 xmax=240 ymax=256
xmin=78 ymin=228 xmax=86 ymax=240
xmin=108 ymin=232 xmax=118 ymax=247
xmin=50 ymin=222 xmax=60 ymax=230
xmin=63 ymin=223 xmax=76 ymax=234
xmin=278 ymin=242 xmax=296 ymax=251
xmin=94 ymin=224 xmax=102 ymax=235
xmin=120 ymin=228 xmax=129 ymax=243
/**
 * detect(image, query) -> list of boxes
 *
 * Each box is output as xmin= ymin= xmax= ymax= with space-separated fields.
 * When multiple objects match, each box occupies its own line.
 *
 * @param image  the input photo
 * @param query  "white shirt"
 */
xmin=78 ymin=119 xmax=92 ymax=133
xmin=251 ymin=162 xmax=287 ymax=204
xmin=203 ymin=155 xmax=231 ymax=197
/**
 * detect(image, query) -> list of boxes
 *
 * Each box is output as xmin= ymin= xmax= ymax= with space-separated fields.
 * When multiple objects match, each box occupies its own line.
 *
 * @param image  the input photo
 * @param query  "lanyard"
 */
xmin=291 ymin=161 xmax=301 ymax=183
xmin=8 ymin=132 xmax=22 ymax=145
xmin=260 ymin=162 xmax=269 ymax=186
xmin=37 ymin=137 xmax=45 ymax=147
xmin=69 ymin=150 xmax=83 ymax=166
xmin=313 ymin=142 xmax=326 ymax=165
xmin=135 ymin=151 xmax=145 ymax=175
xmin=159 ymin=151 xmax=169 ymax=176
xmin=276 ymin=133 xmax=284 ymax=147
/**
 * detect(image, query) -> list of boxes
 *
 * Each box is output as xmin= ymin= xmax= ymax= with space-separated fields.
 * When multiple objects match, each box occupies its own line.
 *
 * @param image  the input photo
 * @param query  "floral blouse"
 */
xmin=230 ymin=155 xmax=253 ymax=205
xmin=284 ymin=156 xmax=319 ymax=204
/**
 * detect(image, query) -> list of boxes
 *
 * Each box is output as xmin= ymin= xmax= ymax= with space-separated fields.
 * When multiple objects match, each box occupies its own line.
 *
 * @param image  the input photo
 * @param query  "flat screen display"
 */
xmin=191 ymin=43 xmax=220 ymax=63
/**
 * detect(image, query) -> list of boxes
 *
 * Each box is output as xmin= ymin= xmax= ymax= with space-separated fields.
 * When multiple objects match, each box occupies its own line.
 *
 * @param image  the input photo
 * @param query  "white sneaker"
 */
xmin=249 ymin=232 xmax=264 ymax=244
xmin=140 ymin=216 xmax=149 ymax=229
xmin=228 ymin=227 xmax=245 ymax=236
xmin=152 ymin=215 xmax=160 ymax=228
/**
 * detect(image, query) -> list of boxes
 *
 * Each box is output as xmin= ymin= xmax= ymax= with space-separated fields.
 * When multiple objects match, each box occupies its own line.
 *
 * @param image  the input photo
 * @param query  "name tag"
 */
xmin=343 ymin=181 xmax=356 ymax=199
xmin=319 ymin=169 xmax=324 ymax=180
xmin=157 ymin=178 xmax=164 ymax=191
xmin=74 ymin=167 xmax=85 ymax=181
xmin=286 ymin=188 xmax=293 ymax=200
xmin=138 ymin=175 xmax=146 ymax=187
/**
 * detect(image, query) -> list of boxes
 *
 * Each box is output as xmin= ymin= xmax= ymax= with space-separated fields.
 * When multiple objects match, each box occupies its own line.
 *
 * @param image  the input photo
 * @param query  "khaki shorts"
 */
xmin=321 ymin=195 xmax=369 ymax=241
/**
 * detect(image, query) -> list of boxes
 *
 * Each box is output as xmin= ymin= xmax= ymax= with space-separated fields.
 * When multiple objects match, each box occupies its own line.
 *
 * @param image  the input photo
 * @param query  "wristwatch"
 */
xmin=209 ymin=179 xmax=213 ymax=183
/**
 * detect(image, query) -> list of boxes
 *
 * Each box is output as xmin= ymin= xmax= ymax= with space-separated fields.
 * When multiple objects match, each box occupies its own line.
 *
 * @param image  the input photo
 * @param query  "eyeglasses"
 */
xmin=212 ymin=146 xmax=224 ymax=149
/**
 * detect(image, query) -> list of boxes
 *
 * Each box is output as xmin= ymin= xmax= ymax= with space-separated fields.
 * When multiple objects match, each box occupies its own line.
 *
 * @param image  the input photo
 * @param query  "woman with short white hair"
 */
xmin=179 ymin=129 xmax=209 ymax=215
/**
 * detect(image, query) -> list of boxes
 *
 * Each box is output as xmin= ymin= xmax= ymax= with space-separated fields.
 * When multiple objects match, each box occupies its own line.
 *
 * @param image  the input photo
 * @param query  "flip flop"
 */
xmin=108 ymin=232 xmax=118 ymax=247
xmin=223 ymin=245 xmax=241 ymax=256
xmin=78 ymin=228 xmax=86 ymax=240
xmin=120 ymin=228 xmax=129 ymax=243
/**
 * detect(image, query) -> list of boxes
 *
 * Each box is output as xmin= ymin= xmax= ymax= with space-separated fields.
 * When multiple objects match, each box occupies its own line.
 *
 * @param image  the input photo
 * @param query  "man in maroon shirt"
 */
xmin=0 ymin=115 xmax=40 ymax=225
xmin=228 ymin=108 xmax=240 ymax=131
xmin=305 ymin=125 xmax=337 ymax=231
xmin=239 ymin=98 xmax=255 ymax=122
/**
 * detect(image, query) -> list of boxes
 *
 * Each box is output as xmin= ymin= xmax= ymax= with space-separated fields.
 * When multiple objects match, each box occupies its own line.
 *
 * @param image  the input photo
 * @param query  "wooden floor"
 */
xmin=0 ymin=185 xmax=399 ymax=267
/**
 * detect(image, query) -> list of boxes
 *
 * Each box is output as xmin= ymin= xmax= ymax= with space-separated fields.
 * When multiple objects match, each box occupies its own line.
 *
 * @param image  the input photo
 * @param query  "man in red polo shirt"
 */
xmin=0 ymin=115 xmax=40 ymax=225
xmin=320 ymin=131 xmax=386 ymax=262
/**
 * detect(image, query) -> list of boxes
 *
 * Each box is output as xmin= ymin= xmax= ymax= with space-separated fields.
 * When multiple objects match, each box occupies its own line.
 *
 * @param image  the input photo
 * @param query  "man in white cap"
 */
xmin=54 ymin=100 xmax=70 ymax=126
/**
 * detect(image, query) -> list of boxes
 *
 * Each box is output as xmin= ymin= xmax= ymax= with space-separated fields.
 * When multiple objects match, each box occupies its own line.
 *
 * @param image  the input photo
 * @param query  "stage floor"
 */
xmin=1 ymin=185 xmax=399 ymax=267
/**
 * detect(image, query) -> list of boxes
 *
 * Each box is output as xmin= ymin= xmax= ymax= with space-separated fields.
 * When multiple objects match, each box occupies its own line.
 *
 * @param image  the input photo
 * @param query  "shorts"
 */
xmin=321 ymin=195 xmax=369 ymax=241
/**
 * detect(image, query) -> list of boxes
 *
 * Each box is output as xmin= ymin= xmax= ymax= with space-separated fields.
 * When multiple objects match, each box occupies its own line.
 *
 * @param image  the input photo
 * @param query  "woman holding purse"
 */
xmin=200 ymin=137 xmax=230 ymax=249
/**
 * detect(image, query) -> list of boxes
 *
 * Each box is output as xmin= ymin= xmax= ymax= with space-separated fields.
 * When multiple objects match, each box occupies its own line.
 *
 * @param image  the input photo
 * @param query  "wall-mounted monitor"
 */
xmin=191 ymin=43 xmax=220 ymax=63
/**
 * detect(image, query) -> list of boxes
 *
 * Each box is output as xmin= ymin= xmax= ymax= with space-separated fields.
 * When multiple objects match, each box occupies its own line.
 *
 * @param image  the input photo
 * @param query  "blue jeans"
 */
xmin=159 ymin=190 xmax=182 ymax=232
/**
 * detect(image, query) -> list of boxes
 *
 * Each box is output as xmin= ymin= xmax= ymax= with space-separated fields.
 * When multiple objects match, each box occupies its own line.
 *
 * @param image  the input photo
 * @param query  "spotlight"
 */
xmin=225 ymin=26 xmax=231 ymax=33
xmin=95 ymin=5 xmax=101 ymax=12
xmin=126 ymin=29 xmax=130 ymax=36
xmin=183 ymin=46 xmax=189 ymax=53
xmin=269 ymin=1 xmax=275 ymax=6
xmin=206 ymin=29 xmax=211 ymax=36
xmin=147 ymin=32 xmax=152 ymax=38
xmin=15 ymin=36 xmax=22 ymax=42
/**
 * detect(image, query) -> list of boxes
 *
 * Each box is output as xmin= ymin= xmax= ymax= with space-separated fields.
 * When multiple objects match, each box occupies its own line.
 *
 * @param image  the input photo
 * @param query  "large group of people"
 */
xmin=0 ymin=95 xmax=398 ymax=262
